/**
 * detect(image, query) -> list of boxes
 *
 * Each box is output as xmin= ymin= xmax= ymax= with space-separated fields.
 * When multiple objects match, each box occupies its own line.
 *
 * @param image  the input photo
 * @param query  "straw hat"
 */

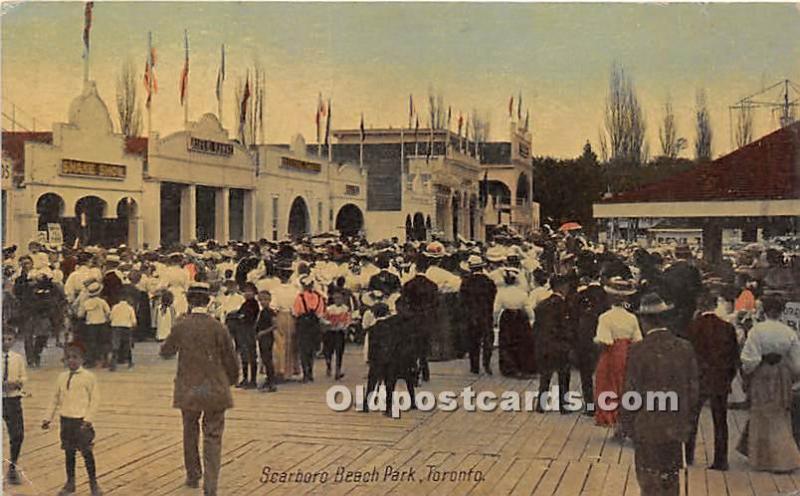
xmin=86 ymin=280 xmax=103 ymax=297
xmin=636 ymin=293 xmax=674 ymax=315
xmin=603 ymin=277 xmax=637 ymax=296
xmin=423 ymin=241 xmax=446 ymax=258
xmin=485 ymin=246 xmax=507 ymax=263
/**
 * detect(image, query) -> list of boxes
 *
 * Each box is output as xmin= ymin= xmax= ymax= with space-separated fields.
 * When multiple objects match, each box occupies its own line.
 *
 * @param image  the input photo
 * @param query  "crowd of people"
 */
xmin=2 ymin=228 xmax=800 ymax=495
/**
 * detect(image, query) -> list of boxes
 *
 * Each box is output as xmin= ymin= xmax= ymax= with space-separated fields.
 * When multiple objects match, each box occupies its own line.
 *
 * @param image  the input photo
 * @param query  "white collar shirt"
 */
xmin=45 ymin=367 xmax=100 ymax=423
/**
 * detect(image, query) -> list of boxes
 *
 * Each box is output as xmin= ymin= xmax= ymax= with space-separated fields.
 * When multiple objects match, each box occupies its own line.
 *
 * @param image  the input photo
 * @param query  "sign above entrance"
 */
xmin=345 ymin=184 xmax=360 ymax=196
xmin=188 ymin=137 xmax=234 ymax=157
xmin=61 ymin=159 xmax=126 ymax=180
xmin=281 ymin=156 xmax=321 ymax=173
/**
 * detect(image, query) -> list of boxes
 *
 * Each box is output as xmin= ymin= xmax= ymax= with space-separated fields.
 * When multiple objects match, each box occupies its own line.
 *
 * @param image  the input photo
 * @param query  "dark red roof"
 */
xmin=124 ymin=136 xmax=148 ymax=157
xmin=1 ymin=131 xmax=53 ymax=176
xmin=603 ymin=122 xmax=800 ymax=203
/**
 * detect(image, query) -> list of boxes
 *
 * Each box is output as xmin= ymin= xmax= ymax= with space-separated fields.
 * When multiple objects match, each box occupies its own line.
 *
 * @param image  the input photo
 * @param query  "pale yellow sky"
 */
xmin=3 ymin=2 xmax=799 ymax=158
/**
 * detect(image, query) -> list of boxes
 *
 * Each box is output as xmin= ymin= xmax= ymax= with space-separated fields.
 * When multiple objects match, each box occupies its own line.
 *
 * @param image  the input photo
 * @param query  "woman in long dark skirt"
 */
xmin=494 ymin=269 xmax=535 ymax=377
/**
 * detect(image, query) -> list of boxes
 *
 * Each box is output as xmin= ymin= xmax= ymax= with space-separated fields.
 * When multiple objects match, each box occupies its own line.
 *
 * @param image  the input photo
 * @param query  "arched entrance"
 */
xmin=114 ymin=198 xmax=138 ymax=247
xmin=405 ymin=215 xmax=413 ymax=241
xmin=75 ymin=196 xmax=108 ymax=246
xmin=36 ymin=193 xmax=70 ymax=245
xmin=288 ymin=196 xmax=310 ymax=239
xmin=335 ymin=204 xmax=364 ymax=237
xmin=412 ymin=212 xmax=427 ymax=241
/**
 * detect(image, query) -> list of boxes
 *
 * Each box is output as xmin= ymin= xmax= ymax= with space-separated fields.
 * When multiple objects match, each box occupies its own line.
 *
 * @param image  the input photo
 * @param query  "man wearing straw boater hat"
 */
xmin=459 ymin=254 xmax=497 ymax=375
xmin=621 ymin=292 xmax=699 ymax=496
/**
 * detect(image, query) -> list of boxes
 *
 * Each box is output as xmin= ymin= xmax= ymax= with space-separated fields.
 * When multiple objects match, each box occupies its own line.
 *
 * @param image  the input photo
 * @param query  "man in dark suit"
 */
xmin=622 ymin=293 xmax=699 ymax=496
xmin=569 ymin=277 xmax=610 ymax=415
xmin=661 ymin=247 xmax=703 ymax=338
xmin=160 ymin=283 xmax=240 ymax=496
xmin=534 ymin=275 xmax=573 ymax=413
xmin=459 ymin=255 xmax=497 ymax=375
xmin=401 ymin=265 xmax=438 ymax=383
xmin=685 ymin=292 xmax=739 ymax=470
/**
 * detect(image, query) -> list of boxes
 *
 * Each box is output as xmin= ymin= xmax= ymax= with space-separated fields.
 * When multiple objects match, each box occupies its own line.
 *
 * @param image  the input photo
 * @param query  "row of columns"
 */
xmin=142 ymin=182 xmax=256 ymax=248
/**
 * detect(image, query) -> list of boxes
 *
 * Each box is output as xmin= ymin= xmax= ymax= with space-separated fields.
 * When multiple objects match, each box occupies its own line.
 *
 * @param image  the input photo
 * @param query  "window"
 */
xmin=271 ymin=196 xmax=279 ymax=241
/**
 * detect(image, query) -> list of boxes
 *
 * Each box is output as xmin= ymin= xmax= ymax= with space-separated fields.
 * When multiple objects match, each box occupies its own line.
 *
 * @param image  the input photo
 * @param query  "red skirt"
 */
xmin=594 ymin=338 xmax=632 ymax=427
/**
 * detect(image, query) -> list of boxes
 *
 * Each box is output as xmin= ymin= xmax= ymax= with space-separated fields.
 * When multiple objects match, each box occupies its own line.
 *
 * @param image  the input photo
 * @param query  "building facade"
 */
xmin=480 ymin=122 xmax=540 ymax=237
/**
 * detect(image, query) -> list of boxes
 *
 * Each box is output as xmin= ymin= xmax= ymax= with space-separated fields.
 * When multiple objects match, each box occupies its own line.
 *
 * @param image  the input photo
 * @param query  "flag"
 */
xmin=408 ymin=94 xmax=414 ymax=128
xmin=525 ymin=109 xmax=530 ymax=131
xmin=324 ymin=98 xmax=332 ymax=147
xmin=179 ymin=30 xmax=189 ymax=106
xmin=316 ymin=92 xmax=324 ymax=143
xmin=82 ymin=2 xmax=94 ymax=59
xmin=239 ymin=75 xmax=250 ymax=143
xmin=359 ymin=113 xmax=365 ymax=142
xmin=457 ymin=113 xmax=463 ymax=137
xmin=517 ymin=91 xmax=522 ymax=120
xmin=215 ymin=44 xmax=225 ymax=103
xmin=447 ymin=106 xmax=451 ymax=130
xmin=508 ymin=95 xmax=513 ymax=118
xmin=143 ymin=32 xmax=157 ymax=109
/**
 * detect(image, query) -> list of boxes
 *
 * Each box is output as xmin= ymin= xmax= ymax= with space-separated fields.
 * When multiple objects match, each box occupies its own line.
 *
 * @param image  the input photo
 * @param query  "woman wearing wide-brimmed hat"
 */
xmin=593 ymin=277 xmax=642 ymax=430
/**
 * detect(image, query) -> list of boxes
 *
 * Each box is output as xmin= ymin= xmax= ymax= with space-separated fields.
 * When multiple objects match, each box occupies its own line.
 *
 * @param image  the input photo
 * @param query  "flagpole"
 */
xmin=218 ymin=44 xmax=224 ymax=126
xmin=146 ymin=31 xmax=153 ymax=141
xmin=82 ymin=2 xmax=93 ymax=87
xmin=183 ymin=30 xmax=189 ymax=128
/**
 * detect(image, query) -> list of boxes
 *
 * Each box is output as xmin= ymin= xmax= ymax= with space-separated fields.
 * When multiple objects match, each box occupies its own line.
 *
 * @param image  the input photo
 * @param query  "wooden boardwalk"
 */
xmin=3 ymin=342 xmax=796 ymax=496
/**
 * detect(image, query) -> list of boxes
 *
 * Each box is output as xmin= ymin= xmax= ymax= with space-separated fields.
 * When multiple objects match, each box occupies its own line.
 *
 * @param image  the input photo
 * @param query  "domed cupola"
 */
xmin=67 ymin=81 xmax=114 ymax=134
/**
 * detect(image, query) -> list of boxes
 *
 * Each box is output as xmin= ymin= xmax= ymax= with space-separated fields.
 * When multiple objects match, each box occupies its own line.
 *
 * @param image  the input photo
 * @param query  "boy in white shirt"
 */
xmin=77 ymin=281 xmax=110 ymax=368
xmin=109 ymin=292 xmax=137 ymax=371
xmin=42 ymin=342 xmax=102 ymax=496
xmin=2 ymin=330 xmax=27 ymax=485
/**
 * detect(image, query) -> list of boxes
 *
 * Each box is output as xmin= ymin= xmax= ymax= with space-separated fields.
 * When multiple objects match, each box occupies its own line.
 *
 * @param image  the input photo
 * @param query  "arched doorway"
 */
xmin=36 ymin=193 xmax=68 ymax=245
xmin=412 ymin=212 xmax=426 ymax=241
xmin=288 ymin=197 xmax=310 ymax=239
xmin=36 ymin=193 xmax=65 ymax=229
xmin=405 ymin=215 xmax=413 ymax=241
xmin=335 ymin=204 xmax=364 ymax=237
xmin=75 ymin=196 xmax=108 ymax=246
xmin=114 ymin=198 xmax=138 ymax=247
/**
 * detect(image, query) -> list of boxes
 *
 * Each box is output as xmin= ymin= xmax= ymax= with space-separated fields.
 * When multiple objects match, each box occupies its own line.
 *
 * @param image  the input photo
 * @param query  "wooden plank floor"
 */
xmin=2 ymin=342 xmax=793 ymax=495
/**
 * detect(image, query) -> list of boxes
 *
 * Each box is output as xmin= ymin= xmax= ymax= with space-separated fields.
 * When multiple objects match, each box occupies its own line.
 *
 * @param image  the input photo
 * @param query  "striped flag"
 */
xmin=316 ymin=92 xmax=325 ymax=143
xmin=215 ymin=44 xmax=225 ymax=103
xmin=179 ymin=30 xmax=189 ymax=106
xmin=82 ymin=2 xmax=94 ymax=59
xmin=324 ymin=98 xmax=332 ymax=147
xmin=143 ymin=32 xmax=157 ymax=109
xmin=239 ymin=75 xmax=251 ymax=144
xmin=408 ymin=94 xmax=414 ymax=128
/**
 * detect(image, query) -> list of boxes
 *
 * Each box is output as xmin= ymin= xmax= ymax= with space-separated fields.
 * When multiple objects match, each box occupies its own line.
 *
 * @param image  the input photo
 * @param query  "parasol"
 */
xmin=559 ymin=222 xmax=582 ymax=232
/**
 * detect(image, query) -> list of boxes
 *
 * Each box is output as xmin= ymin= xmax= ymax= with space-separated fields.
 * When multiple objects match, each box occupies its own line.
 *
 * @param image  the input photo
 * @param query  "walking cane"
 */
xmin=682 ymin=443 xmax=689 ymax=496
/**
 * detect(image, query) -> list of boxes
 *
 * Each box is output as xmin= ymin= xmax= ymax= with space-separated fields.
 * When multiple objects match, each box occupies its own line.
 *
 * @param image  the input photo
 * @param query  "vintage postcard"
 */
xmin=2 ymin=2 xmax=799 ymax=495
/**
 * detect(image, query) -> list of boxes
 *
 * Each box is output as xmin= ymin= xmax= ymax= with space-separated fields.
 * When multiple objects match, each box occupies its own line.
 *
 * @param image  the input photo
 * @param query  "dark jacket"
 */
xmin=402 ymin=275 xmax=438 ymax=317
xmin=621 ymin=329 xmax=699 ymax=446
xmin=160 ymin=311 xmax=240 ymax=411
xmin=533 ymin=293 xmax=572 ymax=370
xmin=569 ymin=284 xmax=610 ymax=362
xmin=459 ymin=272 xmax=497 ymax=331
xmin=686 ymin=313 xmax=739 ymax=396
